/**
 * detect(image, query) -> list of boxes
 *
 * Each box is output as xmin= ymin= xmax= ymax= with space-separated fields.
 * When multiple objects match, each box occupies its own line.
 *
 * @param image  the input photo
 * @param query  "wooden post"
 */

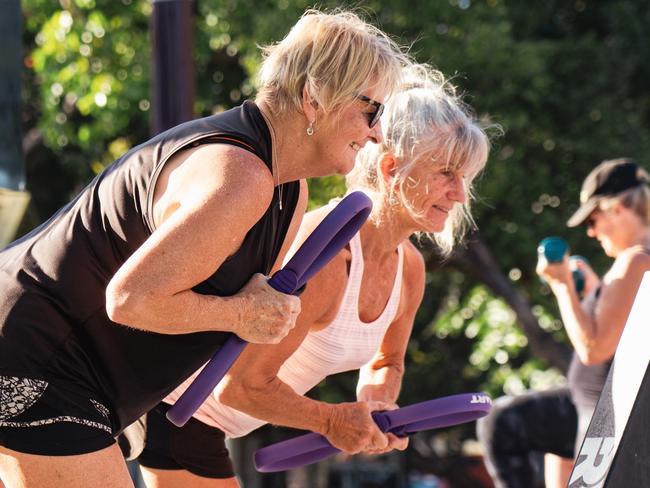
xmin=151 ymin=0 xmax=195 ymax=135
xmin=0 ymin=0 xmax=25 ymax=190
xmin=0 ymin=0 xmax=30 ymax=246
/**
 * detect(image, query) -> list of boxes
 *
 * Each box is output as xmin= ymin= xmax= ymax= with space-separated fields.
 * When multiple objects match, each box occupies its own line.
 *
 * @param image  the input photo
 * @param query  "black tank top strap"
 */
xmin=196 ymin=135 xmax=262 ymax=158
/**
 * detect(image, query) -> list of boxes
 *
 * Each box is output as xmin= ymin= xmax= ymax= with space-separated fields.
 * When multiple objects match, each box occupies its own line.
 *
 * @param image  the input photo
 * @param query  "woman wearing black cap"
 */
xmin=478 ymin=158 xmax=650 ymax=488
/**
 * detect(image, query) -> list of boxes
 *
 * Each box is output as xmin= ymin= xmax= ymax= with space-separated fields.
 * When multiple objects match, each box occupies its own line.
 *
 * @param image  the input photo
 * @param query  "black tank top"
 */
xmin=0 ymin=101 xmax=300 ymax=433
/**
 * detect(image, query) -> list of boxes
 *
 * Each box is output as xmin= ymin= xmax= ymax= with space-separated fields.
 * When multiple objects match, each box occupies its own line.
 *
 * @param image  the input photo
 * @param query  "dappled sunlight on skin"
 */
xmin=400 ymin=160 xmax=468 ymax=234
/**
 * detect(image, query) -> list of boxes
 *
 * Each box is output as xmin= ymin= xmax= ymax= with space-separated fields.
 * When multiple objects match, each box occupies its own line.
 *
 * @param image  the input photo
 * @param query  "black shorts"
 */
xmin=0 ymin=374 xmax=115 ymax=456
xmin=134 ymin=403 xmax=235 ymax=479
xmin=476 ymin=387 xmax=578 ymax=487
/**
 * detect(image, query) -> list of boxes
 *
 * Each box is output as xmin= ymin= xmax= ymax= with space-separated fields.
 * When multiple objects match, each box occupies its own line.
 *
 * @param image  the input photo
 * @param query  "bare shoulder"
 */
xmin=151 ymin=142 xmax=276 ymax=236
xmin=295 ymin=204 xmax=335 ymax=239
xmin=189 ymin=144 xmax=272 ymax=200
xmin=602 ymin=246 xmax=650 ymax=291
xmin=619 ymin=244 xmax=650 ymax=262
xmin=298 ymin=179 xmax=309 ymax=205
xmin=285 ymin=203 xmax=336 ymax=258
xmin=402 ymin=240 xmax=426 ymax=288
xmin=611 ymin=246 xmax=650 ymax=275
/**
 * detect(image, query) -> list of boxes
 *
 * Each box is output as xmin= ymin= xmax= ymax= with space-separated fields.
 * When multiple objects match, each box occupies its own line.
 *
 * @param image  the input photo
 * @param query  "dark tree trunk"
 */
xmin=151 ymin=0 xmax=195 ymax=135
xmin=0 ymin=0 xmax=24 ymax=190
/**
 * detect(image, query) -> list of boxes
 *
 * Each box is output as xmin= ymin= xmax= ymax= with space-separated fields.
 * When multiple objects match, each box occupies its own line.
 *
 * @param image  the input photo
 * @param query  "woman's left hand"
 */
xmin=360 ymin=401 xmax=410 ymax=455
xmin=536 ymin=255 xmax=573 ymax=287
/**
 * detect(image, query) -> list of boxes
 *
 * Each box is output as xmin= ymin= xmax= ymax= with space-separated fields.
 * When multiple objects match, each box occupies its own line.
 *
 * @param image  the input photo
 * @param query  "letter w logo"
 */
xmin=569 ymin=436 xmax=616 ymax=487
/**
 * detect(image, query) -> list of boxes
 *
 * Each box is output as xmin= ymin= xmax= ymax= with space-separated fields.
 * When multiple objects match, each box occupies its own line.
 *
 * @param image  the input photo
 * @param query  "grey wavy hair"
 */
xmin=346 ymin=63 xmax=493 ymax=255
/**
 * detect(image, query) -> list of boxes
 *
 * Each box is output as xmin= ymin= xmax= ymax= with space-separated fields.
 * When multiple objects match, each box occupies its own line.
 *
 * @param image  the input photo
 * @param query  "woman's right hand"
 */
xmin=323 ymin=401 xmax=390 ymax=454
xmin=234 ymin=273 xmax=301 ymax=344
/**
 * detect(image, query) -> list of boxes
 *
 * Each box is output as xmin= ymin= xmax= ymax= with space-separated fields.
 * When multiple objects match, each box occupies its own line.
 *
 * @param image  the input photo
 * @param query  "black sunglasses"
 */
xmin=356 ymin=95 xmax=384 ymax=129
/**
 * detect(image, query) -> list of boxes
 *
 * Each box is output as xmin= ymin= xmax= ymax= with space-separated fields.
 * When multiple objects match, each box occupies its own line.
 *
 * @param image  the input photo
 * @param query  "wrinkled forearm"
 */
xmin=218 ymin=376 xmax=334 ymax=435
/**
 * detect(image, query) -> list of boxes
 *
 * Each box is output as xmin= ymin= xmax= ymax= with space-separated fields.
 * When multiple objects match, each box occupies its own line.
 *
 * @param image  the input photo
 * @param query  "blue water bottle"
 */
xmin=538 ymin=237 xmax=586 ymax=294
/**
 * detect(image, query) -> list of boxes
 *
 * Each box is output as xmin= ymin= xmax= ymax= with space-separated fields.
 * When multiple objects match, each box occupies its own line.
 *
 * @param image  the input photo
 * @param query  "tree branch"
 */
xmin=428 ymin=232 xmax=572 ymax=373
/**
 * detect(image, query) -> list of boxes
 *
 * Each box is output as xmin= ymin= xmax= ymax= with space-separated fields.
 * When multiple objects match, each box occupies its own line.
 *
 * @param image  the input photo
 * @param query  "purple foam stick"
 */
xmin=166 ymin=192 xmax=373 ymax=427
xmin=254 ymin=392 xmax=492 ymax=472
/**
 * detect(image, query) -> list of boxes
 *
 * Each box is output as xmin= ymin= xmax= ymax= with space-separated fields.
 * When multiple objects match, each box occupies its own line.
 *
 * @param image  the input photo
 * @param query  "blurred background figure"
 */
xmin=478 ymin=158 xmax=650 ymax=488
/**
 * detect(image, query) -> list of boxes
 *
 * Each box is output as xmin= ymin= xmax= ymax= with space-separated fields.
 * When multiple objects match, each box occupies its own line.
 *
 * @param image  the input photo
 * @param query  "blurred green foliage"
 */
xmin=23 ymin=0 xmax=152 ymax=182
xmin=19 ymin=0 xmax=650 ymax=411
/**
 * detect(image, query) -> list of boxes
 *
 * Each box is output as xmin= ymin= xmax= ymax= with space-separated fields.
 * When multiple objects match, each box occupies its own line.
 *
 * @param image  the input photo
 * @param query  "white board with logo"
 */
xmin=569 ymin=272 xmax=650 ymax=487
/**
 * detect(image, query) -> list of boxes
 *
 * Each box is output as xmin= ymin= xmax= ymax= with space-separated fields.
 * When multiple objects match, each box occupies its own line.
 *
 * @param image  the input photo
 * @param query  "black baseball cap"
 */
xmin=567 ymin=158 xmax=645 ymax=227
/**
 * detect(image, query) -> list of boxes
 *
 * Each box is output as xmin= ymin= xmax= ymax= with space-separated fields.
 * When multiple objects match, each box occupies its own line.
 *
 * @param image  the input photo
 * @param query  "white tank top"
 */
xmin=163 ymin=232 xmax=404 ymax=438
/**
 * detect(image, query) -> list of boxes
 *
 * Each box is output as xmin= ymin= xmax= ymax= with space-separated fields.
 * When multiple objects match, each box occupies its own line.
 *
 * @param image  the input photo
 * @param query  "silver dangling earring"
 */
xmin=306 ymin=121 xmax=314 ymax=136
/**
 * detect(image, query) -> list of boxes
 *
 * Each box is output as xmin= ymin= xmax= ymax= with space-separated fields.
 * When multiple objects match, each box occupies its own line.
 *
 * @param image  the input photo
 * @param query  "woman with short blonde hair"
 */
xmin=258 ymin=9 xmax=406 ymax=117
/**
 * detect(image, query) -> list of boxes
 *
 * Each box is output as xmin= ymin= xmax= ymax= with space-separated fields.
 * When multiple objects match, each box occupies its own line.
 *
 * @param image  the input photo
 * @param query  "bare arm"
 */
xmin=355 ymin=242 xmax=424 ymax=454
xmin=105 ymin=145 xmax=300 ymax=343
xmin=540 ymin=248 xmax=650 ymax=364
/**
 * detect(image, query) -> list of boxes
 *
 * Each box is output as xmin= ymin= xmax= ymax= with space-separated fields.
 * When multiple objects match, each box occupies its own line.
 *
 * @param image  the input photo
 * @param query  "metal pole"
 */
xmin=151 ymin=0 xmax=195 ymax=135
xmin=0 ymin=0 xmax=25 ymax=190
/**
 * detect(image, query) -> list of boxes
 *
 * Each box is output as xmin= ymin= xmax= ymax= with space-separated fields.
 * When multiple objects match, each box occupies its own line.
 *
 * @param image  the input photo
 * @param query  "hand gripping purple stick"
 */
xmin=254 ymin=392 xmax=492 ymax=472
xmin=166 ymin=191 xmax=373 ymax=427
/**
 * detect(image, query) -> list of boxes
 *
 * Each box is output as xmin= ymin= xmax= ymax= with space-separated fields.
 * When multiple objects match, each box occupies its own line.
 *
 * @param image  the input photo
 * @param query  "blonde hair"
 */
xmin=347 ymin=64 xmax=493 ymax=255
xmin=257 ymin=9 xmax=408 ymax=116
xmin=599 ymin=166 xmax=650 ymax=224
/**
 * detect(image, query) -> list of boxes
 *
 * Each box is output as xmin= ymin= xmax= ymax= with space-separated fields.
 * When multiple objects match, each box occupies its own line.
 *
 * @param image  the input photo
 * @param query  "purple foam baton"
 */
xmin=254 ymin=392 xmax=492 ymax=472
xmin=166 ymin=191 xmax=373 ymax=427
